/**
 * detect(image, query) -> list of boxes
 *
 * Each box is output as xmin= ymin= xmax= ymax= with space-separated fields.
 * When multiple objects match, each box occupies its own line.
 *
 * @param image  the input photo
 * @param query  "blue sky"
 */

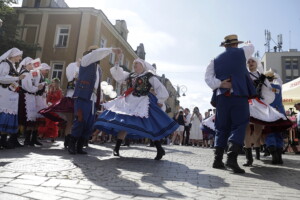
xmin=18 ymin=0 xmax=300 ymax=114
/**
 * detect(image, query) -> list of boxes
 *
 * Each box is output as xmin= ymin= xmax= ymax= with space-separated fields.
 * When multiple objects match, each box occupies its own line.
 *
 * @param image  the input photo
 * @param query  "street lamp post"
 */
xmin=176 ymin=85 xmax=188 ymax=97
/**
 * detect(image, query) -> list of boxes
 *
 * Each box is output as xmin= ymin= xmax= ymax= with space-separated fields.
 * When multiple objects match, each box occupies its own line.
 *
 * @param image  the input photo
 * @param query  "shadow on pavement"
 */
xmin=72 ymin=156 xmax=229 ymax=198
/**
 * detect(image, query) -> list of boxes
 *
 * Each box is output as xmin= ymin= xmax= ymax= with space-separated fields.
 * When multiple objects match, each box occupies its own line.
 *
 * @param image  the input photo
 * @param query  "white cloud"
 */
xmin=102 ymin=8 xmax=176 ymax=57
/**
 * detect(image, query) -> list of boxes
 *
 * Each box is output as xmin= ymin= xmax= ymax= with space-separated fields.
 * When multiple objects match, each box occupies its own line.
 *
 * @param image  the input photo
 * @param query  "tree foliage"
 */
xmin=0 ymin=0 xmax=40 ymax=58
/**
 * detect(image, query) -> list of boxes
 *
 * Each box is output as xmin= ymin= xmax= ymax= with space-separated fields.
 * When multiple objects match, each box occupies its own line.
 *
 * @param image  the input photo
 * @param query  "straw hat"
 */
xmin=220 ymin=34 xmax=244 ymax=47
xmin=264 ymin=68 xmax=276 ymax=78
xmin=87 ymin=45 xmax=99 ymax=51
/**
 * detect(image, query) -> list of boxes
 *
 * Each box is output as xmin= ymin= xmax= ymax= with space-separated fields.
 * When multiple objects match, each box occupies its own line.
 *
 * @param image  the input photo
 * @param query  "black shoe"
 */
xmin=243 ymin=148 xmax=253 ymax=167
xmin=8 ymin=134 xmax=23 ymax=147
xmin=226 ymin=142 xmax=245 ymax=173
xmin=212 ymin=147 xmax=225 ymax=169
xmin=113 ymin=139 xmax=122 ymax=156
xmin=147 ymin=140 xmax=155 ymax=147
xmin=23 ymin=130 xmax=32 ymax=146
xmin=154 ymin=140 xmax=165 ymax=160
xmin=64 ymin=135 xmax=70 ymax=148
xmin=68 ymin=135 xmax=78 ymax=155
xmin=277 ymin=148 xmax=283 ymax=164
xmin=268 ymin=146 xmax=279 ymax=164
xmin=77 ymin=137 xmax=87 ymax=155
xmin=255 ymin=147 xmax=260 ymax=160
xmin=0 ymin=134 xmax=15 ymax=149
xmin=30 ymin=131 xmax=42 ymax=146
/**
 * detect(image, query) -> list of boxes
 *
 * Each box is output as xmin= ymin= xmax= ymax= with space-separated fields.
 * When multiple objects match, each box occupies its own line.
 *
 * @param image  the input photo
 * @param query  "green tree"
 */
xmin=0 ymin=0 xmax=40 ymax=58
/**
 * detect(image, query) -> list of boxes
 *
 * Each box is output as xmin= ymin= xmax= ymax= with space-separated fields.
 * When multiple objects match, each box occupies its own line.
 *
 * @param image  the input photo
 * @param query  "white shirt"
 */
xmin=0 ymin=61 xmax=19 ymax=84
xmin=205 ymin=43 xmax=255 ymax=94
xmin=80 ymin=48 xmax=113 ymax=102
xmin=110 ymin=65 xmax=169 ymax=104
xmin=185 ymin=113 xmax=192 ymax=126
xmin=21 ymin=71 xmax=39 ymax=93
xmin=65 ymin=62 xmax=79 ymax=98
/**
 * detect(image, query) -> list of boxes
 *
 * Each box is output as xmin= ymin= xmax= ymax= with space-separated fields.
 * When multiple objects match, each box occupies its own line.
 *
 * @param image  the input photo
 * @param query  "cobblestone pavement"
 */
xmin=0 ymin=141 xmax=300 ymax=200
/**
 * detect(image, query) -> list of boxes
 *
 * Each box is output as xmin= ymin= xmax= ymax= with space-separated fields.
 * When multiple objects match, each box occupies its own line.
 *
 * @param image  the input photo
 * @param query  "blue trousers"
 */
xmin=70 ymin=98 xmax=95 ymax=139
xmin=215 ymin=94 xmax=249 ymax=148
xmin=265 ymin=133 xmax=284 ymax=148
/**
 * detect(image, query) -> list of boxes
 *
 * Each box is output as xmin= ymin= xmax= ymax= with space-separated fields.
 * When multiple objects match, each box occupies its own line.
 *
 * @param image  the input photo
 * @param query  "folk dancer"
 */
xmin=0 ymin=48 xmax=25 ymax=149
xmin=205 ymin=34 xmax=256 ymax=173
xmin=94 ymin=57 xmax=179 ymax=160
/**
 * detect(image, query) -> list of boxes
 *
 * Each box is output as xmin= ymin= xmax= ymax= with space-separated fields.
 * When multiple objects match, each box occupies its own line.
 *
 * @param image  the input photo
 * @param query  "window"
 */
xmin=106 ymin=77 xmax=112 ymax=84
xmin=286 ymin=76 xmax=292 ymax=82
xmin=100 ymin=38 xmax=107 ymax=48
xmin=285 ymin=61 xmax=291 ymax=69
xmin=119 ymin=54 xmax=124 ymax=65
xmin=34 ymin=0 xmax=41 ymax=8
xmin=292 ymin=60 xmax=298 ymax=70
xmin=126 ymin=60 xmax=130 ymax=69
xmin=109 ymin=52 xmax=115 ymax=64
xmin=55 ymin=26 xmax=70 ymax=47
xmin=51 ymin=63 xmax=64 ymax=81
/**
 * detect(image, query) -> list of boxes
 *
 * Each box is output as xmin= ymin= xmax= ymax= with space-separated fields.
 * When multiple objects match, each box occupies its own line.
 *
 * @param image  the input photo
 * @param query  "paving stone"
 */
xmin=0 ymin=141 xmax=299 ymax=200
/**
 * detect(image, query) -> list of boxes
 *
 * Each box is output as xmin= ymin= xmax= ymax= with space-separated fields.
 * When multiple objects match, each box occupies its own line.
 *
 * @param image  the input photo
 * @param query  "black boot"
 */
xmin=226 ymin=142 xmax=245 ymax=173
xmin=147 ymin=140 xmax=155 ymax=147
xmin=154 ymin=140 xmax=165 ymax=160
xmin=122 ymin=138 xmax=130 ymax=147
xmin=243 ymin=148 xmax=253 ymax=166
xmin=255 ymin=147 xmax=260 ymax=160
xmin=8 ymin=134 xmax=23 ymax=148
xmin=64 ymin=135 xmax=70 ymax=149
xmin=268 ymin=145 xmax=279 ymax=164
xmin=263 ymin=144 xmax=270 ymax=156
xmin=77 ymin=137 xmax=87 ymax=154
xmin=277 ymin=148 xmax=283 ymax=164
xmin=68 ymin=135 xmax=78 ymax=154
xmin=113 ymin=139 xmax=122 ymax=156
xmin=24 ymin=130 xmax=32 ymax=146
xmin=0 ymin=134 xmax=15 ymax=149
xmin=30 ymin=130 xmax=42 ymax=146
xmin=212 ymin=147 xmax=225 ymax=169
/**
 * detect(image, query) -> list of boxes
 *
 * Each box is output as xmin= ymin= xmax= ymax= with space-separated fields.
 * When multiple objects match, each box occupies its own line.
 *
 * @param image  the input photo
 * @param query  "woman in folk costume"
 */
xmin=39 ymin=60 xmax=79 ymax=147
xmin=18 ymin=57 xmax=44 ymax=146
xmin=264 ymin=69 xmax=292 ymax=164
xmin=38 ymin=78 xmax=62 ymax=141
xmin=243 ymin=57 xmax=276 ymax=166
xmin=245 ymin=59 xmax=292 ymax=166
xmin=94 ymin=58 xmax=179 ymax=160
xmin=189 ymin=107 xmax=203 ymax=146
xmin=0 ymin=48 xmax=26 ymax=149
xmin=35 ymin=63 xmax=51 ymax=145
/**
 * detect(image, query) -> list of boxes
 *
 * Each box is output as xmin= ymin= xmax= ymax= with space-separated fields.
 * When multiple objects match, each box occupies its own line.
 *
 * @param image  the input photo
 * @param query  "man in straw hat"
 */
xmin=205 ymin=34 xmax=256 ymax=173
xmin=68 ymin=45 xmax=121 ymax=155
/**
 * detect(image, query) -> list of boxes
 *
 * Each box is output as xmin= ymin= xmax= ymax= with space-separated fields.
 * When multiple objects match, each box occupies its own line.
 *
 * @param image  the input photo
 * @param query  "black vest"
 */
xmin=127 ymin=72 xmax=153 ymax=97
xmin=0 ymin=59 xmax=19 ymax=88
xmin=35 ymin=74 xmax=46 ymax=96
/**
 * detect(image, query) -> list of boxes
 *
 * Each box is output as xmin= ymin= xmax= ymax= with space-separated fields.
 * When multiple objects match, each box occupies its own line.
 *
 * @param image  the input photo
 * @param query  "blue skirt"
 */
xmin=94 ymin=94 xmax=179 ymax=140
xmin=0 ymin=112 xmax=18 ymax=134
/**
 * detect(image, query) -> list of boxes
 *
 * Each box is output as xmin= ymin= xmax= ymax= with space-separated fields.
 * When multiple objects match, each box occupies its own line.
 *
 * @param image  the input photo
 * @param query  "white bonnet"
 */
xmin=0 ymin=48 xmax=23 ymax=62
xmin=133 ymin=58 xmax=156 ymax=75
xmin=247 ymin=56 xmax=264 ymax=73
xmin=18 ymin=57 xmax=33 ymax=72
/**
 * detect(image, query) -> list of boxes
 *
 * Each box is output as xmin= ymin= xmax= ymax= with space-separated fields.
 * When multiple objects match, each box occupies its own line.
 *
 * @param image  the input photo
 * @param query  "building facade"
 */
xmin=16 ymin=0 xmax=179 ymax=112
xmin=16 ymin=0 xmax=138 ymax=93
xmin=261 ymin=49 xmax=300 ymax=83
